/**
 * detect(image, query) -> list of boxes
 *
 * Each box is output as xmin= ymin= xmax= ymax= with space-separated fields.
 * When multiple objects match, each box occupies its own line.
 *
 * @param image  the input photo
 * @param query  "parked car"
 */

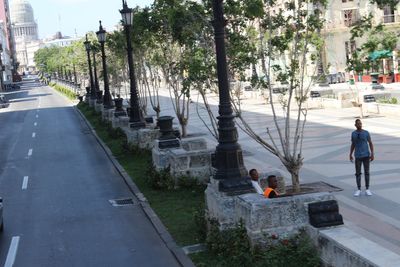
xmin=310 ymin=91 xmax=321 ymax=98
xmin=337 ymin=72 xmax=346 ymax=83
xmin=327 ymin=73 xmax=337 ymax=84
xmin=244 ymin=85 xmax=253 ymax=91
xmin=327 ymin=72 xmax=346 ymax=84
xmin=363 ymin=95 xmax=376 ymax=103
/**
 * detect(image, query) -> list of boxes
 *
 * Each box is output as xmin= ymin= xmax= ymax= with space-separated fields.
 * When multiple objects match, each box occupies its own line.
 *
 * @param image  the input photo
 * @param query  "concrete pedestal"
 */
xmin=89 ymin=98 xmax=96 ymax=107
xmin=101 ymin=108 xmax=114 ymax=121
xmin=111 ymin=116 xmax=129 ymax=129
xmin=126 ymin=128 xmax=160 ymax=149
xmin=206 ymin=178 xmax=335 ymax=244
xmin=94 ymin=102 xmax=103 ymax=113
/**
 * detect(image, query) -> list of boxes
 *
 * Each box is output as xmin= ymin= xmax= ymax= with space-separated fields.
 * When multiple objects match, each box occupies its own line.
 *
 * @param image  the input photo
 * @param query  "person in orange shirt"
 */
xmin=264 ymin=175 xmax=279 ymax=198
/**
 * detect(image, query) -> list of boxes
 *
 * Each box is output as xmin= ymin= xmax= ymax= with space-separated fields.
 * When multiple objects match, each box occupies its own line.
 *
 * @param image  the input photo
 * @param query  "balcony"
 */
xmin=382 ymin=14 xmax=400 ymax=24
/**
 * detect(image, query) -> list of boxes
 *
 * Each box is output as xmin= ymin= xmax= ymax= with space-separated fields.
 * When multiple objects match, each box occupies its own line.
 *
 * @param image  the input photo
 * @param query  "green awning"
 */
xmin=369 ymin=50 xmax=392 ymax=61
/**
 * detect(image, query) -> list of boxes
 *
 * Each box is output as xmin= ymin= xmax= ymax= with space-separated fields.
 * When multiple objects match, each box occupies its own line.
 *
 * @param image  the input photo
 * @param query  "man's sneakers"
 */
xmin=353 ymin=189 xmax=372 ymax=197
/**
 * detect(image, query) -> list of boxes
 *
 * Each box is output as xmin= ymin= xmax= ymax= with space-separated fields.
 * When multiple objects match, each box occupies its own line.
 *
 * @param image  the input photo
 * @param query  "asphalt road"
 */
xmin=0 ymin=81 xmax=181 ymax=267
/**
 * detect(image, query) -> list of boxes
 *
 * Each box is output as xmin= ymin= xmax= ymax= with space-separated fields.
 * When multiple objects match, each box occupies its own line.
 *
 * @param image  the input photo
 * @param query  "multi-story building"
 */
xmin=322 ymin=0 xmax=400 ymax=82
xmin=10 ymin=0 xmax=40 ymax=73
xmin=0 ymin=0 xmax=16 ymax=86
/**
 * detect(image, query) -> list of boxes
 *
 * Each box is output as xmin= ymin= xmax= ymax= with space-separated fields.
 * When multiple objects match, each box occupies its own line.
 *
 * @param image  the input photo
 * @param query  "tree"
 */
xmin=227 ymin=0 xmax=326 ymax=193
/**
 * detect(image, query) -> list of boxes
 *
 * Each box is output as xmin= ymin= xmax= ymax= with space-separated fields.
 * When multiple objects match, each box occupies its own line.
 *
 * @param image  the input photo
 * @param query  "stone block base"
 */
xmin=307 ymin=225 xmax=400 ymax=267
xmin=94 ymin=102 xmax=103 ymax=113
xmin=88 ymin=98 xmax=96 ymax=107
xmin=206 ymin=178 xmax=335 ymax=244
xmin=111 ymin=116 xmax=129 ymax=128
xmin=126 ymin=128 xmax=160 ymax=149
xmin=102 ymin=108 xmax=114 ymax=121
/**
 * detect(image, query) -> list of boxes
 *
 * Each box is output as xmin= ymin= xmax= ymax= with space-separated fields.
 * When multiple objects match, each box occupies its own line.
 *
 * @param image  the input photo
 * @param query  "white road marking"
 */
xmin=28 ymin=149 xmax=33 ymax=157
xmin=35 ymin=114 xmax=38 ymax=118
xmin=32 ymin=132 xmax=36 ymax=138
xmin=22 ymin=176 xmax=29 ymax=190
xmin=4 ymin=236 xmax=20 ymax=267
xmin=34 ymin=122 xmax=37 ymax=126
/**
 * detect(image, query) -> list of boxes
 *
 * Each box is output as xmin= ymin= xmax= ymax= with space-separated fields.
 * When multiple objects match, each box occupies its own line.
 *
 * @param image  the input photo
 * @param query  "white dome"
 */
xmin=10 ymin=0 xmax=35 ymax=24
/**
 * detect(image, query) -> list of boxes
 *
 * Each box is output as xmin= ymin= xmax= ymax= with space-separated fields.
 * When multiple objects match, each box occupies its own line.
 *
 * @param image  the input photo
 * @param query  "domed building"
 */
xmin=10 ymin=0 xmax=37 ymax=41
xmin=10 ymin=0 xmax=40 ymax=72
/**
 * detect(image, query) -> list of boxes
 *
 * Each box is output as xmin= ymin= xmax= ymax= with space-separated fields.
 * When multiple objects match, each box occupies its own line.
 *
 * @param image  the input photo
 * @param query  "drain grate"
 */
xmin=109 ymin=198 xmax=135 ymax=207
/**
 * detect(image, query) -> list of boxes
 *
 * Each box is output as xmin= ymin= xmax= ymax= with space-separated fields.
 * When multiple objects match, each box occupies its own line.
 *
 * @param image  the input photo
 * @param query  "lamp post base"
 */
xmin=129 ymin=121 xmax=146 ymax=129
xmin=218 ymin=178 xmax=254 ymax=195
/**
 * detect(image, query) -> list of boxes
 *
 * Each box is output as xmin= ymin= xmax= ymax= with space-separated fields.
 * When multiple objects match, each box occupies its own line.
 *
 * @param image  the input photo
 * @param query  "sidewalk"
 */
xmin=153 ymin=87 xmax=400 ymax=256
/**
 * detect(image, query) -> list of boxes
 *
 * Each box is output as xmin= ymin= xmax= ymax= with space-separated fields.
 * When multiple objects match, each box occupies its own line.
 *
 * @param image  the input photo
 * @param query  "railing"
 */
xmin=382 ymin=14 xmax=400 ymax=24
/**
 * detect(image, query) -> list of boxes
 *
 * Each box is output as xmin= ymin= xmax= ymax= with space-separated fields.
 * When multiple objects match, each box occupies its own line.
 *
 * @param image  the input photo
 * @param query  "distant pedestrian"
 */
xmin=249 ymin=169 xmax=263 ymax=195
xmin=349 ymin=119 xmax=374 ymax=197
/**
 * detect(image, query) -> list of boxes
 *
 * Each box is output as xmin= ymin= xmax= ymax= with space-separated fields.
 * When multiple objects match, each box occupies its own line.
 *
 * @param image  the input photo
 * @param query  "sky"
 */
xmin=15 ymin=0 xmax=153 ymax=39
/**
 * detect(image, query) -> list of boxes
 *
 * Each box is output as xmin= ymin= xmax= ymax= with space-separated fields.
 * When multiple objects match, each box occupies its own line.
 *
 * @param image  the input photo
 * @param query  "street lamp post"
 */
xmin=96 ymin=20 xmax=113 ymax=109
xmin=83 ymin=34 xmax=96 ymax=100
xmin=211 ymin=0 xmax=252 ymax=193
xmin=120 ymin=0 xmax=145 ymax=128
xmin=0 ymin=43 xmax=4 ymax=92
xmin=92 ymin=47 xmax=102 ymax=103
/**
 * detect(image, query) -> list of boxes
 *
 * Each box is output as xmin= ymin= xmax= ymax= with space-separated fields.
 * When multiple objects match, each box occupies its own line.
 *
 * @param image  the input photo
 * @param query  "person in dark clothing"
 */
xmin=264 ymin=175 xmax=279 ymax=198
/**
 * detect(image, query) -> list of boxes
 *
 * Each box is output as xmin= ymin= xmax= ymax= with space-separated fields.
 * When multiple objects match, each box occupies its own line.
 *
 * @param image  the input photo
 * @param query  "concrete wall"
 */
xmin=307 ymin=225 xmax=400 ymax=267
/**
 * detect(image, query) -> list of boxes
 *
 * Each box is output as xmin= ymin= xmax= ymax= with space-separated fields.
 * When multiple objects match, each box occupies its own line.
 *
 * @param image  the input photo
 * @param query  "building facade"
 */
xmin=0 ymin=0 xmax=15 ymax=86
xmin=322 ymin=0 xmax=400 ymax=79
xmin=10 ymin=0 xmax=40 ymax=73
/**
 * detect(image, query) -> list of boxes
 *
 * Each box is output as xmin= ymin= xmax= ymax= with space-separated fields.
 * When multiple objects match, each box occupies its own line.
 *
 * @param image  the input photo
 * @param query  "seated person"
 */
xmin=264 ymin=175 xmax=280 ymax=198
xmin=249 ymin=169 xmax=263 ymax=195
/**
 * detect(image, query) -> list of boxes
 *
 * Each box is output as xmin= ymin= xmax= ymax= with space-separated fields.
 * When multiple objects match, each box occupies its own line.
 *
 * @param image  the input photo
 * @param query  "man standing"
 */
xmin=350 ymin=119 xmax=374 ymax=197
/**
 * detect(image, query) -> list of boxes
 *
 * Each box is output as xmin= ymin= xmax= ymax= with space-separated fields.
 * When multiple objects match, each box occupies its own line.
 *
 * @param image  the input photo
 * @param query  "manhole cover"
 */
xmin=109 ymin=198 xmax=135 ymax=207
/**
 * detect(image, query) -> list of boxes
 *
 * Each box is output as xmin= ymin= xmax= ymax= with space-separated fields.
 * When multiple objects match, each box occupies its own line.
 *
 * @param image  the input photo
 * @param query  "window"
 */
xmin=383 ymin=5 xmax=395 ymax=23
xmin=345 ymin=41 xmax=356 ymax=62
xmin=343 ymin=9 xmax=359 ymax=26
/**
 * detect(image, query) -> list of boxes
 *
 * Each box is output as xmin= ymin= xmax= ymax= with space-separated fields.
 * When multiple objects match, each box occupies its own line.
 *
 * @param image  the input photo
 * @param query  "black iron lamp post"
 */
xmin=92 ymin=46 xmax=102 ymax=103
xmin=120 ymin=0 xmax=145 ymax=128
xmin=211 ymin=0 xmax=252 ymax=194
xmin=0 ymin=43 xmax=4 ymax=91
xmin=96 ymin=20 xmax=113 ymax=109
xmin=83 ymin=34 xmax=96 ymax=100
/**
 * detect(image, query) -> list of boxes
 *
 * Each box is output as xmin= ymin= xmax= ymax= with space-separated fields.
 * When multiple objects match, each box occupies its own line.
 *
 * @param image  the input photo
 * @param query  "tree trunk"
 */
xmin=291 ymin=169 xmax=301 ymax=193
xmin=359 ymin=105 xmax=364 ymax=119
xmin=181 ymin=124 xmax=187 ymax=138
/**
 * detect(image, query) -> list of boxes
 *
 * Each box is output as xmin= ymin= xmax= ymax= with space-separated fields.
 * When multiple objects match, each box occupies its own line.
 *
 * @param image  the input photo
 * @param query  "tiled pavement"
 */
xmin=151 ymin=87 xmax=400 ymax=255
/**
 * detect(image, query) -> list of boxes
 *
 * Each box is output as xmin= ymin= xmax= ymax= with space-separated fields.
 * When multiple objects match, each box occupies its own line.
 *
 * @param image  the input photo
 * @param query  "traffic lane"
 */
xmin=0 ymin=84 xmax=43 ymax=263
xmin=1 ymin=86 xmax=180 ymax=266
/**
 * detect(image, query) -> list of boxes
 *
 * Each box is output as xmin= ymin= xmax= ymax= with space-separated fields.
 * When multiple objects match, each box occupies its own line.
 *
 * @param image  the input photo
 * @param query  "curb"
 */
xmin=74 ymin=106 xmax=195 ymax=267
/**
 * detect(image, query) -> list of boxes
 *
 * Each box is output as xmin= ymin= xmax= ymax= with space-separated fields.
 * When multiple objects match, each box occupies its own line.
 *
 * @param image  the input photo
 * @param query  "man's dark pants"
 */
xmin=355 ymin=157 xmax=370 ymax=189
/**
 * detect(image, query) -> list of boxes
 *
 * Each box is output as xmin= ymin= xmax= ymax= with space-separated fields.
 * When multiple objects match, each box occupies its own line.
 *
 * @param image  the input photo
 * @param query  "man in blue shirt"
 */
xmin=349 ymin=119 xmax=374 ymax=197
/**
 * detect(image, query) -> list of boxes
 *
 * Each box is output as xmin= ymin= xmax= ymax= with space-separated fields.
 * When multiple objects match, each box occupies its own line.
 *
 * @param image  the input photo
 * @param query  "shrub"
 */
xmin=377 ymin=97 xmax=398 ymax=104
xmin=206 ymin=220 xmax=253 ymax=266
xmin=205 ymin=220 xmax=320 ymax=267
xmin=177 ymin=175 xmax=199 ymax=189
xmin=193 ymin=205 xmax=207 ymax=242
xmin=145 ymin=163 xmax=175 ymax=190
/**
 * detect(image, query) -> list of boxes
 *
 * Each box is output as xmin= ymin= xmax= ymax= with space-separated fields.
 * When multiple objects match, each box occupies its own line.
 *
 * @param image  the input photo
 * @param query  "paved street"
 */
xmin=0 ymin=81 xmax=182 ymax=267
xmin=154 ymin=85 xmax=400 ymax=255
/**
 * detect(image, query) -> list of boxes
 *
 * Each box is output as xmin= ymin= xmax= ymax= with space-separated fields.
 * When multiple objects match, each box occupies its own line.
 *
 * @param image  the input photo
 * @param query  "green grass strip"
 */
xmin=77 ymin=102 xmax=205 ymax=247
